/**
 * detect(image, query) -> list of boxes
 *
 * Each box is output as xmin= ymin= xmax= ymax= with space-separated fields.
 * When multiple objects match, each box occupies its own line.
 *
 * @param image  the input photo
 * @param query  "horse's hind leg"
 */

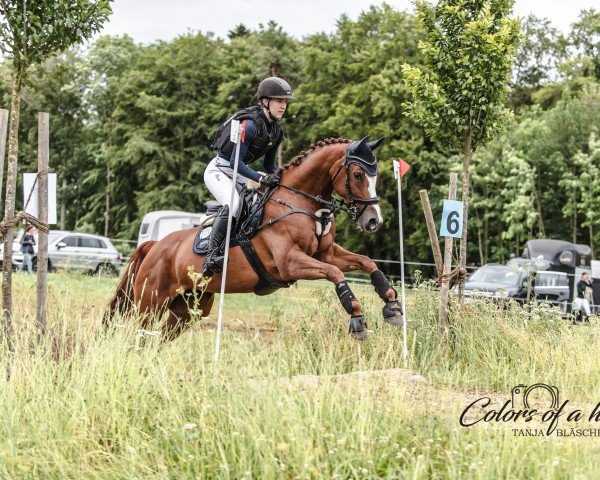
xmin=162 ymin=291 xmax=215 ymax=341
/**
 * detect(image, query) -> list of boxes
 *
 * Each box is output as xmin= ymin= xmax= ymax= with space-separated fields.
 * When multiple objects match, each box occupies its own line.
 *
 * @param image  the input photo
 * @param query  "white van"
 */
xmin=137 ymin=210 xmax=204 ymax=246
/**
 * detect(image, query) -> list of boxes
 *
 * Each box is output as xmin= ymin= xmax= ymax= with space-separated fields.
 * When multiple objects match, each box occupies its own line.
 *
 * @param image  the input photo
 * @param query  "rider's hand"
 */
xmin=260 ymin=173 xmax=280 ymax=187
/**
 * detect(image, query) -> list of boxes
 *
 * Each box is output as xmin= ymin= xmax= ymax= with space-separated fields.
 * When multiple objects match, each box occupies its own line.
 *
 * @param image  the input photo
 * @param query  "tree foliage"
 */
xmin=0 ymin=4 xmax=599 ymax=278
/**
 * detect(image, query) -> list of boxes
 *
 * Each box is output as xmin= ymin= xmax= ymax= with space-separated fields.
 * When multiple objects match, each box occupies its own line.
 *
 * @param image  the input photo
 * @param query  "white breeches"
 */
xmin=204 ymin=157 xmax=251 ymax=218
xmin=573 ymin=298 xmax=592 ymax=316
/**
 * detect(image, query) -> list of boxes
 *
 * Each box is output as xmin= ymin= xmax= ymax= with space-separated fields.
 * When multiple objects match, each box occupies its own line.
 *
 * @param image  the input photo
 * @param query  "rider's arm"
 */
xmin=263 ymin=130 xmax=283 ymax=174
xmin=229 ymin=120 xmax=262 ymax=183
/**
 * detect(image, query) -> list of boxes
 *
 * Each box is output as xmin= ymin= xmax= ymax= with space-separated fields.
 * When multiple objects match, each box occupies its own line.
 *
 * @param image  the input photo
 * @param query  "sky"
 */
xmin=100 ymin=0 xmax=598 ymax=44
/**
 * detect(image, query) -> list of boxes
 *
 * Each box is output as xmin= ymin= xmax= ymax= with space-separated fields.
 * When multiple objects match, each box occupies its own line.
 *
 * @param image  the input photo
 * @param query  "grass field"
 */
xmin=1 ymin=272 xmax=599 ymax=479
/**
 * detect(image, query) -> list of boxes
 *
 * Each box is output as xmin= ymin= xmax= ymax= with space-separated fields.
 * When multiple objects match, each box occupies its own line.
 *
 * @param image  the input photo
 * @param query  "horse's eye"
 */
xmin=353 ymin=172 xmax=363 ymax=180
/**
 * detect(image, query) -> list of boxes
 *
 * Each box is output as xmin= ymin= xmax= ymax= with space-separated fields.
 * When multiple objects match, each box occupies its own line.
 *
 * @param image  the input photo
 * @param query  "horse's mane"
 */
xmin=281 ymin=137 xmax=351 ymax=171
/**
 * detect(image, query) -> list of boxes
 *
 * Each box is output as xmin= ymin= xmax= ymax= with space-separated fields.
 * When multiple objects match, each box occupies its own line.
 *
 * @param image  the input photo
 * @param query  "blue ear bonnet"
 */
xmin=345 ymin=136 xmax=384 ymax=176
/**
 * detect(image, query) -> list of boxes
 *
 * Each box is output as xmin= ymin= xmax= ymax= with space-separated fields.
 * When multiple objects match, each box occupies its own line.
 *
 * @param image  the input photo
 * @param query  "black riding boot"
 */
xmin=202 ymin=205 xmax=235 ymax=276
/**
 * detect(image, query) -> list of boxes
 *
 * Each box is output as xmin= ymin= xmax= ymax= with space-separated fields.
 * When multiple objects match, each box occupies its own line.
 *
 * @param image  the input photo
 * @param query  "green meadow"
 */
xmin=0 ymin=272 xmax=599 ymax=479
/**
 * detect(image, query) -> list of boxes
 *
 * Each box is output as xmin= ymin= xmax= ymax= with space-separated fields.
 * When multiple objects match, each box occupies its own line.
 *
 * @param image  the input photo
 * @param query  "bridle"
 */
xmin=330 ymin=146 xmax=379 ymax=220
xmin=278 ymin=142 xmax=379 ymax=221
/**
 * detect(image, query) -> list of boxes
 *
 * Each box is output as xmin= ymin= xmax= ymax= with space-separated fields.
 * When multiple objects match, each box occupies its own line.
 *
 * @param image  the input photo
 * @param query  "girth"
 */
xmin=237 ymin=236 xmax=296 ymax=296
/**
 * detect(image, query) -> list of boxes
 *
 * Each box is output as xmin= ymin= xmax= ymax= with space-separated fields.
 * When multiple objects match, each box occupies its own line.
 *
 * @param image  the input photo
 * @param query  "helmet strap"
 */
xmin=261 ymin=98 xmax=278 ymax=123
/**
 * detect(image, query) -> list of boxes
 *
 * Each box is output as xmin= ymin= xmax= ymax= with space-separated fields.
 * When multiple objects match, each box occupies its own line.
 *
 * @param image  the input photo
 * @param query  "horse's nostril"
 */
xmin=368 ymin=218 xmax=378 ymax=228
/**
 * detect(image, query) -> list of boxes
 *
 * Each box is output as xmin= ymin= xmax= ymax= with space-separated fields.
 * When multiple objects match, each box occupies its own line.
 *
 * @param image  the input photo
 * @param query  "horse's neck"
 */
xmin=281 ymin=146 xmax=343 ymax=198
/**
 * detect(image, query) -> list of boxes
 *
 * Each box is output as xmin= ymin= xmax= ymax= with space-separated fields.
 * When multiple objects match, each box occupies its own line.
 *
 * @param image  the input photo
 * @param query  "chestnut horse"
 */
xmin=105 ymin=136 xmax=403 ymax=340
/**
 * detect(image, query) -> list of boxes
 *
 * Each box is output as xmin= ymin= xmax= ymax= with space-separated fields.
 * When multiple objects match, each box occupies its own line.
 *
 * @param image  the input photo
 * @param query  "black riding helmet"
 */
xmin=257 ymin=77 xmax=293 ymax=123
xmin=257 ymin=77 xmax=294 ymax=100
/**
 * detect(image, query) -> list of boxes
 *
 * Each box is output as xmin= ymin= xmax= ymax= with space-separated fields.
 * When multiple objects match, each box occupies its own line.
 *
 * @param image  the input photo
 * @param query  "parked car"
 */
xmin=462 ymin=262 xmax=570 ymax=316
xmin=463 ymin=263 xmax=524 ymax=299
xmin=1 ymin=230 xmax=122 ymax=276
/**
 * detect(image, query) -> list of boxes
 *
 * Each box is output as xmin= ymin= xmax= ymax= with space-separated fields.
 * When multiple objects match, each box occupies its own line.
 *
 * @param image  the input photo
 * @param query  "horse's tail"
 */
xmin=103 ymin=241 xmax=157 ymax=327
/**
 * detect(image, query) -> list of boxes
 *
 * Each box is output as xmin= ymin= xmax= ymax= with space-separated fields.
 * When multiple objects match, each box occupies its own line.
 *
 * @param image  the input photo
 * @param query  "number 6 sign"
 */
xmin=440 ymin=199 xmax=464 ymax=238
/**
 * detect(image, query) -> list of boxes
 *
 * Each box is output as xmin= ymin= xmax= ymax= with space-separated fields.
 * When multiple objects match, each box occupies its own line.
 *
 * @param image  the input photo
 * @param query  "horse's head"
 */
xmin=332 ymin=136 xmax=384 ymax=232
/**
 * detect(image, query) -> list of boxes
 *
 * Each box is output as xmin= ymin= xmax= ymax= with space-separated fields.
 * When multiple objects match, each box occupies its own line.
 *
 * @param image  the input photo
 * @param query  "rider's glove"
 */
xmin=260 ymin=173 xmax=280 ymax=187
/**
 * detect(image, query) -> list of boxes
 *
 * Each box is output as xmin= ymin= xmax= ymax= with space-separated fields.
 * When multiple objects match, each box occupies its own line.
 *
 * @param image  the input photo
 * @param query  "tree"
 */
xmin=574 ymin=134 xmax=600 ymax=255
xmin=228 ymin=24 xmax=250 ymax=39
xmin=499 ymin=150 xmax=537 ymax=253
xmin=0 ymin=0 xmax=112 ymax=333
xmin=80 ymin=35 xmax=140 ymax=237
xmin=510 ymin=15 xmax=567 ymax=108
xmin=568 ymin=9 xmax=599 ymax=80
xmin=402 ymin=0 xmax=520 ymax=301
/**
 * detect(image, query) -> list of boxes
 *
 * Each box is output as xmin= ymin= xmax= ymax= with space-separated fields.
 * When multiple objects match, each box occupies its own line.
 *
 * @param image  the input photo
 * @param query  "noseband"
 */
xmin=331 ymin=146 xmax=379 ymax=220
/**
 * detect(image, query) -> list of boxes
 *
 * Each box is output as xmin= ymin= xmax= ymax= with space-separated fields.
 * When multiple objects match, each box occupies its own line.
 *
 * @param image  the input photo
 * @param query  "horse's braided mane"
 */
xmin=282 ymin=137 xmax=351 ymax=171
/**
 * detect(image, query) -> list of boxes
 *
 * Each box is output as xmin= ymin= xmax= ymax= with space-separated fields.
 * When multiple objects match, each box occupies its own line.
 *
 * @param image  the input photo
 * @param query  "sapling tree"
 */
xmin=402 ymin=0 xmax=520 ymax=302
xmin=0 ymin=0 xmax=112 ymax=335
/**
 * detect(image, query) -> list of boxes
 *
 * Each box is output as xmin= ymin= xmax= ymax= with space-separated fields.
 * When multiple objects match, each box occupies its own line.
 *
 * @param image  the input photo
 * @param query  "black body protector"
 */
xmin=210 ymin=105 xmax=282 ymax=164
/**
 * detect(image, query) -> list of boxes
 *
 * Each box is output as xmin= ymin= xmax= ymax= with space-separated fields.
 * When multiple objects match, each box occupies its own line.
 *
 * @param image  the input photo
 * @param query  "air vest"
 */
xmin=209 ymin=106 xmax=282 ymax=164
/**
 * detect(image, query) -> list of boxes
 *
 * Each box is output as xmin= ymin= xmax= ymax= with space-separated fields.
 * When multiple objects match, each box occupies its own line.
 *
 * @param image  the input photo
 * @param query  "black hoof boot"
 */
xmin=382 ymin=300 xmax=403 ymax=327
xmin=349 ymin=315 xmax=368 ymax=341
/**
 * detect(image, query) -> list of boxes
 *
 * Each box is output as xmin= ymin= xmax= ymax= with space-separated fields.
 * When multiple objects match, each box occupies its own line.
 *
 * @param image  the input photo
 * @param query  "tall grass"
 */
xmin=0 ymin=273 xmax=598 ymax=479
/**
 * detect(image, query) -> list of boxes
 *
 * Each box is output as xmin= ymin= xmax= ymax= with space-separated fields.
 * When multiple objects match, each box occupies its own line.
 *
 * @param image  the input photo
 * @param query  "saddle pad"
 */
xmin=192 ymin=225 xmax=212 ymax=254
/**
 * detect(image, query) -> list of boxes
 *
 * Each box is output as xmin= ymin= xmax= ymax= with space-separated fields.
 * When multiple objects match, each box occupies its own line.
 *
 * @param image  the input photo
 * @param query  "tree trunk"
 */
xmin=60 ymin=177 xmax=66 ymax=230
xmin=573 ymin=204 xmax=577 ymax=244
xmin=104 ymin=127 xmax=113 ymax=238
xmin=457 ymin=133 xmax=472 ymax=302
xmin=0 ymin=109 xmax=8 ymax=215
xmin=532 ymin=172 xmax=545 ymax=236
xmin=590 ymin=224 xmax=594 ymax=259
xmin=475 ymin=208 xmax=484 ymax=265
xmin=2 ymin=71 xmax=23 ymax=342
xmin=572 ymin=176 xmax=577 ymax=244
xmin=104 ymin=162 xmax=110 ymax=237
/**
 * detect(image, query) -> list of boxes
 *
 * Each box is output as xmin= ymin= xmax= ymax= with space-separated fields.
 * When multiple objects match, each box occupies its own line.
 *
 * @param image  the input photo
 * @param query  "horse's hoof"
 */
xmin=349 ymin=316 xmax=368 ymax=341
xmin=383 ymin=301 xmax=403 ymax=327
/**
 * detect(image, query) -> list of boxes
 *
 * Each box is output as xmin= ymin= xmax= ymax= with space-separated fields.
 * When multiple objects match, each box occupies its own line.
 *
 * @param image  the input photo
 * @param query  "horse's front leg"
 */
xmin=280 ymin=249 xmax=369 ymax=340
xmin=319 ymin=243 xmax=403 ymax=327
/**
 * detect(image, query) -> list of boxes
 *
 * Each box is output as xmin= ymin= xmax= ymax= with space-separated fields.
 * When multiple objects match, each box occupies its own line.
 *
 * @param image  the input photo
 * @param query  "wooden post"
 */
xmin=419 ymin=189 xmax=443 ymax=277
xmin=36 ymin=113 xmax=49 ymax=337
xmin=0 ymin=109 xmax=8 ymax=214
xmin=439 ymin=173 xmax=458 ymax=333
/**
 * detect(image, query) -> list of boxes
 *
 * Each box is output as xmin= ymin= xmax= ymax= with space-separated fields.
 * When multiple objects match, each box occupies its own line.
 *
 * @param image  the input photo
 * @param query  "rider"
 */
xmin=202 ymin=76 xmax=293 ymax=276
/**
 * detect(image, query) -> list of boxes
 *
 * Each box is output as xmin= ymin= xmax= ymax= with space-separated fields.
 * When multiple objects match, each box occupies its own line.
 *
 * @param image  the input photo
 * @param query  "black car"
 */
xmin=463 ymin=262 xmax=570 ymax=316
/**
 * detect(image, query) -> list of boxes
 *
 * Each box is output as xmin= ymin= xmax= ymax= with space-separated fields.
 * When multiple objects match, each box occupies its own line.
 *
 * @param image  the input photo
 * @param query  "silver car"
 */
xmin=8 ymin=230 xmax=122 ymax=275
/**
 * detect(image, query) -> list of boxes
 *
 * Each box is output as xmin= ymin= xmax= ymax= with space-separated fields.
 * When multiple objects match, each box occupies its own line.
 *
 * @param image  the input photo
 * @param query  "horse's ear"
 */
xmin=357 ymin=135 xmax=370 ymax=147
xmin=367 ymin=137 xmax=385 ymax=151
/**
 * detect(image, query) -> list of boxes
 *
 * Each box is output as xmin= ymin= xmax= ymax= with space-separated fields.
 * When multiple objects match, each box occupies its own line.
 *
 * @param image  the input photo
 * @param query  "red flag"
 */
xmin=399 ymin=159 xmax=411 ymax=177
xmin=393 ymin=158 xmax=411 ymax=179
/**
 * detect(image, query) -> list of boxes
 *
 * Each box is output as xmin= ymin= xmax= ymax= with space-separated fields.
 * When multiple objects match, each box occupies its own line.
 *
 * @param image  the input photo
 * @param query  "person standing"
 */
xmin=573 ymin=272 xmax=593 ymax=322
xmin=19 ymin=225 xmax=36 ymax=275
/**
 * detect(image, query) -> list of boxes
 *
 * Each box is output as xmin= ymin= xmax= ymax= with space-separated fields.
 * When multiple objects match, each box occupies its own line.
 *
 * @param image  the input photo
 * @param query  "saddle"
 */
xmin=193 ymin=187 xmax=296 ymax=295
xmin=192 ymin=187 xmax=266 ymax=254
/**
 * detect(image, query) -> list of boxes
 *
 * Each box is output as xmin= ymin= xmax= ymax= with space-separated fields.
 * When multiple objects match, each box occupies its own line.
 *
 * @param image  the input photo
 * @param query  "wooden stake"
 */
xmin=419 ymin=189 xmax=443 ymax=277
xmin=36 ymin=113 xmax=49 ymax=337
xmin=439 ymin=172 xmax=458 ymax=333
